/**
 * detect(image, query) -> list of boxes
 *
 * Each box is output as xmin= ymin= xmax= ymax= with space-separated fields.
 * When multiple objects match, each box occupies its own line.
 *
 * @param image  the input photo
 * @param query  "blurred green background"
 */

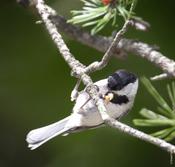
xmin=0 ymin=0 xmax=175 ymax=167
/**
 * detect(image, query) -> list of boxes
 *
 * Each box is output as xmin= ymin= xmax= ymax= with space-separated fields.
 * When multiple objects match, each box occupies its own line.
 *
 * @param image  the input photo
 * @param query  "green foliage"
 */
xmin=68 ymin=0 xmax=137 ymax=34
xmin=133 ymin=77 xmax=175 ymax=141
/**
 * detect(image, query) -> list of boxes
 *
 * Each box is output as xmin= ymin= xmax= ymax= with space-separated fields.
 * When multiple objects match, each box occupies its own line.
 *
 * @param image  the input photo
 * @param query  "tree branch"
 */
xmin=119 ymin=39 xmax=175 ymax=77
xmin=50 ymin=15 xmax=175 ymax=78
xmin=106 ymin=118 xmax=175 ymax=154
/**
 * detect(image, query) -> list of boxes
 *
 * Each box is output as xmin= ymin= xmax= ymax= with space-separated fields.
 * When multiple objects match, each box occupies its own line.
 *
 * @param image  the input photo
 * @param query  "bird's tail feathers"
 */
xmin=26 ymin=116 xmax=71 ymax=150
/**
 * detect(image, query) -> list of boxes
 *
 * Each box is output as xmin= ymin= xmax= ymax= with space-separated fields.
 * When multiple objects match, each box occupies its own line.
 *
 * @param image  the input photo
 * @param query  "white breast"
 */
xmin=69 ymin=79 xmax=133 ymax=127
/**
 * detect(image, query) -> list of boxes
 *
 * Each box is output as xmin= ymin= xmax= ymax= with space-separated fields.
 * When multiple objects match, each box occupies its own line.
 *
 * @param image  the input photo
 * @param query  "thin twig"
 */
xmin=151 ymin=73 xmax=172 ymax=81
xmin=71 ymin=79 xmax=81 ymax=101
xmin=50 ymin=14 xmax=127 ymax=59
xmin=34 ymin=0 xmax=175 ymax=154
xmin=85 ymin=20 xmax=131 ymax=73
xmin=84 ymin=0 xmax=136 ymax=74
xmin=130 ymin=18 xmax=150 ymax=31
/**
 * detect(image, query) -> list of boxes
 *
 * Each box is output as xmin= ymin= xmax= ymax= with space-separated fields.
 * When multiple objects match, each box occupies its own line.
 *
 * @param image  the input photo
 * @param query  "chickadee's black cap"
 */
xmin=107 ymin=70 xmax=137 ymax=91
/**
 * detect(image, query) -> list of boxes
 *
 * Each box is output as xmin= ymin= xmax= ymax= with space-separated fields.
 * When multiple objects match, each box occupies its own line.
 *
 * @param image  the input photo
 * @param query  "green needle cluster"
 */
xmin=68 ymin=0 xmax=136 ymax=34
xmin=134 ymin=77 xmax=175 ymax=141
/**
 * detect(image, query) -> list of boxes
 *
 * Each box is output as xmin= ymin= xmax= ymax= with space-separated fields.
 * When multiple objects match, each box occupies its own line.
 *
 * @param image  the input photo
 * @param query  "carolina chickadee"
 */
xmin=26 ymin=70 xmax=138 ymax=150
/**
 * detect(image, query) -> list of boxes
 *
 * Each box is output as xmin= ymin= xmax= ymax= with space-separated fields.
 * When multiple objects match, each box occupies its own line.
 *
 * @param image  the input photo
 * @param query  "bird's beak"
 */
xmin=104 ymin=93 xmax=114 ymax=104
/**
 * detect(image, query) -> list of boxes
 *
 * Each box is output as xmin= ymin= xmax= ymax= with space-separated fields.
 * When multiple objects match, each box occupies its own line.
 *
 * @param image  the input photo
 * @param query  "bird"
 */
xmin=26 ymin=69 xmax=138 ymax=150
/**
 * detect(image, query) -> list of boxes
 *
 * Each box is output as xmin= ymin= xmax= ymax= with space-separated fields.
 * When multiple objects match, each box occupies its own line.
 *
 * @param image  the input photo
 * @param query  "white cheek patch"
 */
xmin=117 ymin=80 xmax=138 ymax=97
